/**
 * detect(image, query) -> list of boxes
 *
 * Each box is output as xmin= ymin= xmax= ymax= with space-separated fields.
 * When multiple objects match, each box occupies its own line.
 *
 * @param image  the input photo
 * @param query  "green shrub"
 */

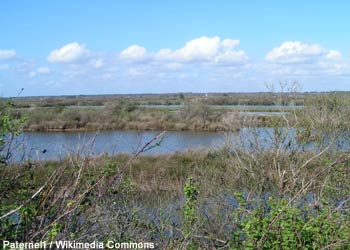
xmin=0 ymin=100 xmax=26 ymax=165
xmin=230 ymin=194 xmax=350 ymax=249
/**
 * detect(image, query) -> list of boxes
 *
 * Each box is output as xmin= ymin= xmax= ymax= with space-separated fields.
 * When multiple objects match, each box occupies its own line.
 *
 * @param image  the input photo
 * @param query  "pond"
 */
xmin=8 ymin=128 xmax=349 ymax=162
xmin=13 ymin=130 xmax=225 ymax=161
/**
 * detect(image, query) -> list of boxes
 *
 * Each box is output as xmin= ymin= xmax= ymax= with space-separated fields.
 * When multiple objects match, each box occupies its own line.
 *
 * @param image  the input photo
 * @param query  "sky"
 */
xmin=1 ymin=0 xmax=350 ymax=97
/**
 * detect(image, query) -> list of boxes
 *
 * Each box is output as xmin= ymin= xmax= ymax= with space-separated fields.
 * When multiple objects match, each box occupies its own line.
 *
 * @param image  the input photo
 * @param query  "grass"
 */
xmin=1 ymin=147 xmax=350 ymax=248
xmin=8 ymin=92 xmax=308 ymax=132
xmin=18 ymin=102 xmax=279 ymax=132
xmin=2 ymin=91 xmax=350 ymax=249
xmin=2 ymin=147 xmax=349 ymax=195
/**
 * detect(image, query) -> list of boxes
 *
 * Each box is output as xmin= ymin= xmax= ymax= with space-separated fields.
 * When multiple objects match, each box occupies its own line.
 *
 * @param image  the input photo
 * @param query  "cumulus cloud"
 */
xmin=263 ymin=41 xmax=350 ymax=78
xmin=155 ymin=36 xmax=248 ymax=64
xmin=120 ymin=45 xmax=148 ymax=61
xmin=168 ymin=36 xmax=221 ymax=61
xmin=325 ymin=50 xmax=342 ymax=60
xmin=215 ymin=50 xmax=248 ymax=64
xmin=155 ymin=49 xmax=172 ymax=60
xmin=48 ymin=42 xmax=90 ymax=63
xmin=0 ymin=49 xmax=16 ymax=60
xmin=24 ymin=37 xmax=348 ymax=95
xmin=266 ymin=41 xmax=341 ymax=64
xmin=222 ymin=39 xmax=240 ymax=49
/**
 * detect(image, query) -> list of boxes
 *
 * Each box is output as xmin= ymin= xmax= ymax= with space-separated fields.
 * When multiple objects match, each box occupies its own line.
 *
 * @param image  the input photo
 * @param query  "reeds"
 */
xmin=1 ymin=90 xmax=350 ymax=248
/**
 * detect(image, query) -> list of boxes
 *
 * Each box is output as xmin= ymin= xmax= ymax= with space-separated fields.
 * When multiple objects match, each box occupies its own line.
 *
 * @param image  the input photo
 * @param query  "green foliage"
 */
xmin=46 ymin=222 xmax=61 ymax=241
xmin=183 ymin=177 xmax=199 ymax=231
xmin=0 ymin=184 xmax=39 ymax=241
xmin=0 ymin=204 xmax=19 ymax=240
xmin=2 ymin=92 xmax=350 ymax=248
xmin=106 ymin=101 xmax=137 ymax=118
xmin=182 ymin=177 xmax=199 ymax=249
xmin=0 ymin=99 xmax=27 ymax=165
xmin=230 ymin=194 xmax=350 ymax=249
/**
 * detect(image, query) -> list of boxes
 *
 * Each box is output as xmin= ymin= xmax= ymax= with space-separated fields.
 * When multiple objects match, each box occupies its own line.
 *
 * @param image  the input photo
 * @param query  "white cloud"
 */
xmin=266 ymin=41 xmax=341 ymax=64
xmin=40 ymin=36 xmax=249 ymax=88
xmin=92 ymin=59 xmax=104 ymax=68
xmin=215 ymin=50 xmax=248 ymax=64
xmin=0 ymin=49 xmax=16 ymax=60
xmin=318 ymin=61 xmax=350 ymax=76
xmin=325 ymin=50 xmax=342 ymax=60
xmin=11 ymin=37 xmax=348 ymax=96
xmin=155 ymin=36 xmax=248 ymax=64
xmin=120 ymin=45 xmax=148 ymax=61
xmin=171 ymin=36 xmax=221 ymax=61
xmin=155 ymin=49 xmax=173 ymax=60
xmin=263 ymin=41 xmax=350 ymax=78
xmin=222 ymin=39 xmax=240 ymax=49
xmin=37 ymin=67 xmax=51 ymax=74
xmin=48 ymin=42 xmax=90 ymax=63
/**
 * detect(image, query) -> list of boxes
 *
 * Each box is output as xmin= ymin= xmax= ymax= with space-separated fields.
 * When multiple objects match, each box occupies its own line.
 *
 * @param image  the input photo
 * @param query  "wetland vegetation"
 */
xmin=1 ymin=90 xmax=350 ymax=249
xmin=10 ymin=92 xmax=307 ymax=132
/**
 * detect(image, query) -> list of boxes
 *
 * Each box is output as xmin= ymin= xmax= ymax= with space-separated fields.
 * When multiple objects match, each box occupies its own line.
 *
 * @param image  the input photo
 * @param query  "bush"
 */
xmin=0 ymin=99 xmax=26 ymax=165
xmin=230 ymin=194 xmax=350 ymax=249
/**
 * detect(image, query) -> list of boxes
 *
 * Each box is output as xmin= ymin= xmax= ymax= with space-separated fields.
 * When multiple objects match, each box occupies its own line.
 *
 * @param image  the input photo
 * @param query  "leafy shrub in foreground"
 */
xmin=230 ymin=193 xmax=350 ymax=250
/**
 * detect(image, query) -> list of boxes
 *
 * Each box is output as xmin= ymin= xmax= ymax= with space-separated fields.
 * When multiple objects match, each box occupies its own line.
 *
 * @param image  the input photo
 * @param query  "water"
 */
xmin=8 ymin=127 xmax=349 ymax=162
xmin=141 ymin=104 xmax=184 ymax=109
xmin=239 ymin=111 xmax=289 ymax=116
xmin=66 ymin=105 xmax=104 ymax=109
xmin=13 ymin=130 xmax=225 ymax=161
xmin=141 ymin=104 xmax=304 ymax=110
xmin=211 ymin=105 xmax=303 ymax=110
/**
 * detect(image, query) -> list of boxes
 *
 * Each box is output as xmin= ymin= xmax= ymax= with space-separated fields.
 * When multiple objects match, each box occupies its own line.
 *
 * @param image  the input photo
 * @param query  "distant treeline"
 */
xmin=10 ymin=92 xmax=313 ymax=108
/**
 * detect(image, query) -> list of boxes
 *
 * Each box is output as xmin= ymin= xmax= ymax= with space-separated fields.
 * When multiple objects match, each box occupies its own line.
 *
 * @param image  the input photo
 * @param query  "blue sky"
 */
xmin=1 ymin=0 xmax=350 ymax=96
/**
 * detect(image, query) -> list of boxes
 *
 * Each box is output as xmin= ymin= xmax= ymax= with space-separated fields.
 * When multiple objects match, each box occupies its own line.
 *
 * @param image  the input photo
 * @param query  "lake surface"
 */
xmin=13 ymin=130 xmax=225 ymax=161
xmin=9 ymin=128 xmax=349 ymax=162
xmin=239 ymin=111 xmax=289 ymax=116
xmin=66 ymin=105 xmax=105 ymax=109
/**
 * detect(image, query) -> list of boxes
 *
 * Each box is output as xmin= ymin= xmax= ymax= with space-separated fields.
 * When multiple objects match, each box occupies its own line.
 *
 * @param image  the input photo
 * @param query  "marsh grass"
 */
xmin=1 ymin=145 xmax=349 ymax=247
xmin=14 ymin=93 xmax=301 ymax=132
xmin=2 ymin=90 xmax=350 ymax=249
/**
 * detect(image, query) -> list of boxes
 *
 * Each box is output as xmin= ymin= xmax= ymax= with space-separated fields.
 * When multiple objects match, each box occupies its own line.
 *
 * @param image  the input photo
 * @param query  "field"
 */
xmin=1 ymin=91 xmax=350 ymax=249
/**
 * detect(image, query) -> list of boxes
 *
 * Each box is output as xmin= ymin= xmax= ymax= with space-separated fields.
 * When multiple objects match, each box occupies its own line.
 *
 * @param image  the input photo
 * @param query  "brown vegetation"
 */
xmin=2 ymin=90 xmax=350 ymax=249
